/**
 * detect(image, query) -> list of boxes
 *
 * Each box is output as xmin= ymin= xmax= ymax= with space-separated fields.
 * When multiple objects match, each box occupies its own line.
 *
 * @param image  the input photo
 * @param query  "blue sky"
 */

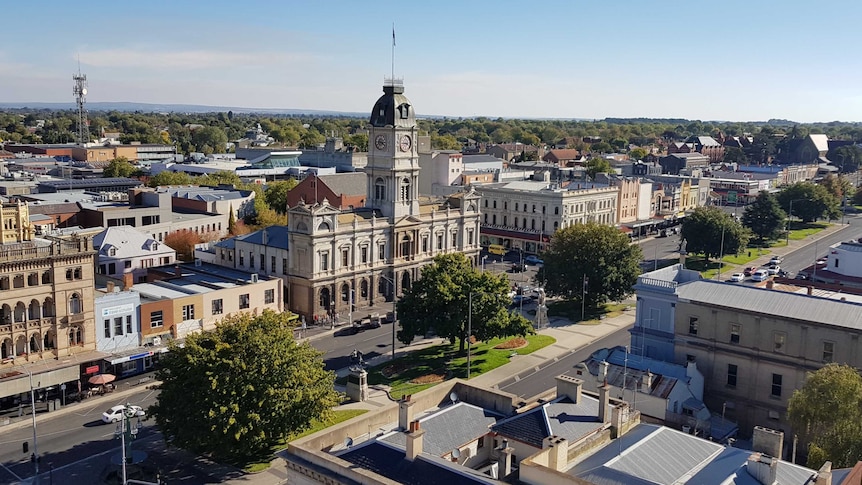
xmin=2 ymin=0 xmax=860 ymax=122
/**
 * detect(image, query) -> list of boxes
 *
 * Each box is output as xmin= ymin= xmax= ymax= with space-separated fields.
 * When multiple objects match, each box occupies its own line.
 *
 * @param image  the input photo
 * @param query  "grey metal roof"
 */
xmin=492 ymin=395 xmax=604 ymax=448
xmin=93 ymin=225 xmax=175 ymax=260
xmin=37 ymin=177 xmax=143 ymax=189
xmin=317 ymin=172 xmax=367 ymax=197
xmin=462 ymin=154 xmax=505 ymax=164
xmin=676 ymin=280 xmax=862 ymax=330
xmin=382 ymin=402 xmax=502 ymax=456
xmin=236 ymin=225 xmax=289 ymax=250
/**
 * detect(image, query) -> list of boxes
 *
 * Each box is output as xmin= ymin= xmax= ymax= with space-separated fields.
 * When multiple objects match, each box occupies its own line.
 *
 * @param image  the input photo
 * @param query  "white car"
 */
xmin=769 ymin=256 xmax=783 ymax=265
xmin=729 ymin=273 xmax=745 ymax=282
xmin=767 ymin=265 xmax=781 ymax=275
xmin=102 ymin=405 xmax=144 ymax=424
xmin=751 ymin=270 xmax=770 ymax=282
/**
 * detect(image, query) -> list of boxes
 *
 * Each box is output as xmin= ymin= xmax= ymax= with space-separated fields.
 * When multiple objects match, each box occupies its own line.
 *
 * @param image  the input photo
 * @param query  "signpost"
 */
xmin=727 ymin=191 xmax=738 ymax=205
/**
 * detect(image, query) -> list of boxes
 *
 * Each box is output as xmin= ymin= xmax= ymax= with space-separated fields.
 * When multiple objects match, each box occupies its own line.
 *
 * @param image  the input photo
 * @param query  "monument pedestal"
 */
xmin=346 ymin=367 xmax=368 ymax=402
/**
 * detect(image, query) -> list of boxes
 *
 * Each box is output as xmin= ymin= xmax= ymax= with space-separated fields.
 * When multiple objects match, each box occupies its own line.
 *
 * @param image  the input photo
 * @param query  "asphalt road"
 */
xmin=0 ymin=387 xmax=158 ymax=484
xmin=495 ymin=324 xmax=633 ymax=400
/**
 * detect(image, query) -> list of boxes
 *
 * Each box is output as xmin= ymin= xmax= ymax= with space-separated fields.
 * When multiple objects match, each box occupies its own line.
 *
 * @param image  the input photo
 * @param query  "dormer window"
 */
xmin=152 ymin=242 xmax=159 ymax=251
xmin=109 ymin=247 xmax=117 ymax=257
xmin=398 ymin=103 xmax=411 ymax=119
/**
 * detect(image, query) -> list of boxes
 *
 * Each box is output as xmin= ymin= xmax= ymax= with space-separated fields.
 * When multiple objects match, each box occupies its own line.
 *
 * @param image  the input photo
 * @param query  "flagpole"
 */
xmin=391 ymin=23 xmax=396 ymax=81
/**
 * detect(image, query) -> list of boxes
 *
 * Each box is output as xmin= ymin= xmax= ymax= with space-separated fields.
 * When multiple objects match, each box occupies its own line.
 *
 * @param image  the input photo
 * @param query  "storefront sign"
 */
xmin=84 ymin=365 xmax=100 ymax=375
xmin=102 ymin=304 xmax=135 ymax=318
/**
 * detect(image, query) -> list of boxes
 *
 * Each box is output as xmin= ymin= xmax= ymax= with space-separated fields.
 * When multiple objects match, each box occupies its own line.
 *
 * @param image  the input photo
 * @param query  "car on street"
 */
xmin=525 ymin=255 xmax=544 ymax=265
xmin=766 ymin=265 xmax=781 ymax=275
xmin=743 ymin=266 xmax=757 ymax=276
xmin=770 ymin=256 xmax=783 ymax=265
xmin=729 ymin=273 xmax=745 ymax=282
xmin=102 ymin=405 xmax=144 ymax=424
xmin=511 ymin=263 xmax=526 ymax=273
xmin=751 ymin=270 xmax=770 ymax=282
xmin=511 ymin=295 xmax=531 ymax=307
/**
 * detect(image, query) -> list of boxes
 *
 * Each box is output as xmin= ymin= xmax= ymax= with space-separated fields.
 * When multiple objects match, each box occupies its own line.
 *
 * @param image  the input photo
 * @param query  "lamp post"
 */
xmin=482 ymin=255 xmax=488 ymax=273
xmin=115 ymin=403 xmax=144 ymax=485
xmin=27 ymin=370 xmax=39 ymax=484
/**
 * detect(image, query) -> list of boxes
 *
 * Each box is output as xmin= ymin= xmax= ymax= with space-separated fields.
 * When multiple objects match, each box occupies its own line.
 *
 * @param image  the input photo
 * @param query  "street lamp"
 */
xmin=482 ymin=255 xmax=488 ymax=272
xmin=114 ymin=402 xmax=144 ymax=485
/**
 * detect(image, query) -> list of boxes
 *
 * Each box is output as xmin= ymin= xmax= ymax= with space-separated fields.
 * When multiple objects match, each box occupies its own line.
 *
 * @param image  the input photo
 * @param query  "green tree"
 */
xmin=150 ymin=310 xmax=339 ymax=463
xmin=681 ymin=207 xmax=749 ymax=260
xmin=742 ymin=191 xmax=786 ymax=242
xmin=777 ymin=182 xmax=841 ymax=222
xmin=787 ymin=364 xmax=862 ymax=469
xmin=820 ymin=173 xmax=853 ymax=202
xmin=299 ymin=129 xmax=325 ymax=149
xmin=191 ymin=126 xmax=228 ymax=154
xmin=264 ymin=179 xmax=297 ymax=214
xmin=148 ymin=171 xmax=194 ymax=187
xmin=590 ymin=141 xmax=613 ymax=153
xmin=396 ymin=253 xmax=533 ymax=352
xmin=538 ymin=223 xmax=642 ymax=309
xmin=228 ymin=204 xmax=237 ymax=235
xmin=828 ymin=145 xmax=862 ymax=174
xmin=723 ymin=147 xmax=748 ymax=164
xmin=585 ymin=157 xmax=613 ymax=178
xmin=431 ymin=133 xmax=461 ymax=150
xmin=103 ymin=156 xmax=137 ymax=178
xmin=629 ymin=147 xmax=649 ymax=160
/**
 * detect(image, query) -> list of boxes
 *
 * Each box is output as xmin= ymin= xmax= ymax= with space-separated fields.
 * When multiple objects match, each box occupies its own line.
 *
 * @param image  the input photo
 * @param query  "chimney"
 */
xmin=555 ymin=375 xmax=582 ymax=404
xmin=611 ymin=402 xmax=628 ymax=437
xmin=807 ymin=286 xmax=814 ymax=296
xmin=543 ymin=436 xmax=568 ymax=472
xmin=497 ymin=439 xmax=514 ymax=477
xmin=122 ymin=272 xmax=134 ymax=290
xmin=599 ymin=361 xmax=609 ymax=381
xmin=405 ymin=420 xmax=425 ymax=461
xmin=262 ymin=229 xmax=268 ymax=246
xmin=106 ymin=281 xmax=115 ymax=293
xmin=598 ymin=381 xmax=611 ymax=424
xmin=752 ymin=426 xmax=784 ymax=460
xmin=746 ymin=453 xmax=778 ymax=485
xmin=640 ymin=371 xmax=653 ymax=393
xmin=814 ymin=461 xmax=833 ymax=485
xmin=398 ymin=395 xmax=415 ymax=431
xmin=766 ymin=279 xmax=774 ymax=290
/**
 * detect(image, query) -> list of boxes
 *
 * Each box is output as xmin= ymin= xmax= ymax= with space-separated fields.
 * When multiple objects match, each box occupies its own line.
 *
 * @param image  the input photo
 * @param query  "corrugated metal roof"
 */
xmin=676 ymin=280 xmax=862 ymax=330
xmin=382 ymin=402 xmax=502 ymax=456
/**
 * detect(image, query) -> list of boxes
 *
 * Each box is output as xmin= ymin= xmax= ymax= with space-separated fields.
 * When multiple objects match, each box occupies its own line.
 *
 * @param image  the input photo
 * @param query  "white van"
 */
xmin=751 ymin=270 xmax=770 ymax=282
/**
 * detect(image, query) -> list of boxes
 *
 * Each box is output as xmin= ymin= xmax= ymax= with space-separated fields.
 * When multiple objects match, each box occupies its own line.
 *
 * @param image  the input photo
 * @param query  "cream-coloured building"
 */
xmin=0 ymin=200 xmax=34 ymax=243
xmin=474 ymin=173 xmax=618 ymax=254
xmin=284 ymin=80 xmax=481 ymax=319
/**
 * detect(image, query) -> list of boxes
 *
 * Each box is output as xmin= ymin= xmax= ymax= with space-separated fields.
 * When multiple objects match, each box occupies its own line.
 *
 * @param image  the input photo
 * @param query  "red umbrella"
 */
xmin=88 ymin=374 xmax=116 ymax=385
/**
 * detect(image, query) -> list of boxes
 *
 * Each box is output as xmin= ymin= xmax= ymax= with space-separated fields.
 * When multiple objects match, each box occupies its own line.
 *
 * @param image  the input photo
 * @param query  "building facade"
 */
xmin=284 ymin=80 xmax=481 ymax=320
xmin=93 ymin=225 xmax=177 ymax=283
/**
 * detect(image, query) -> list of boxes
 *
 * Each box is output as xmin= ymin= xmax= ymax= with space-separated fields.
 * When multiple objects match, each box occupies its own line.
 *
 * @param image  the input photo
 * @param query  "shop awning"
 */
xmin=104 ymin=346 xmax=169 ymax=365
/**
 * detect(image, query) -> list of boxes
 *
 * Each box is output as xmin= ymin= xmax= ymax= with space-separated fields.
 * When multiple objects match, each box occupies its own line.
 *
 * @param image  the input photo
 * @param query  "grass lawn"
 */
xmin=348 ymin=333 xmax=556 ymax=400
xmin=241 ymin=409 xmax=368 ymax=473
xmin=787 ymin=222 xmax=828 ymax=240
xmin=547 ymin=300 xmax=634 ymax=322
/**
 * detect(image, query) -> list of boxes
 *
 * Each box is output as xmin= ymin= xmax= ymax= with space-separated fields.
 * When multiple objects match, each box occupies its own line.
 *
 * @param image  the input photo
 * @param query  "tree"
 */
xmin=191 ymin=126 xmax=228 ymax=154
xmin=681 ymin=207 xmax=749 ymax=261
xmin=742 ymin=191 xmax=786 ymax=242
xmin=103 ymin=156 xmax=137 ymax=178
xmin=787 ymin=364 xmax=862 ymax=469
xmin=777 ymin=182 xmax=841 ymax=222
xmin=538 ymin=223 xmax=642 ymax=309
xmin=431 ymin=133 xmax=461 ymax=150
xmin=828 ymin=145 xmax=862 ymax=174
xmin=150 ymin=310 xmax=339 ymax=463
xmin=722 ymin=147 xmax=748 ymax=164
xmin=585 ymin=157 xmax=613 ymax=178
xmin=264 ymin=179 xmax=298 ymax=214
xmin=164 ymin=230 xmax=201 ymax=261
xmin=396 ymin=253 xmax=533 ymax=352
xmin=148 ymin=171 xmax=194 ymax=187
xmin=629 ymin=147 xmax=648 ymax=161
xmin=299 ymin=129 xmax=325 ymax=149
xmin=228 ymin=204 xmax=237 ymax=235
xmin=820 ymin=173 xmax=853 ymax=202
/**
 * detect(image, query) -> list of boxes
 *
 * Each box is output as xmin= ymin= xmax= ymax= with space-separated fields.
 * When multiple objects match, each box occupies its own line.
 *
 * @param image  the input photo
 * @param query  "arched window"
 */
xmin=28 ymin=273 xmax=38 ymax=286
xmin=28 ymin=300 xmax=40 ymax=320
xmin=400 ymin=235 xmax=411 ymax=259
xmin=42 ymin=298 xmax=55 ymax=317
xmin=554 ymin=221 xmax=559 ymax=230
xmin=375 ymin=178 xmax=386 ymax=200
xmin=531 ymin=219 xmax=536 ymax=230
xmin=14 ymin=302 xmax=25 ymax=323
xmin=69 ymin=293 xmax=82 ymax=314
xmin=296 ymin=221 xmax=308 ymax=232
xmin=341 ymin=283 xmax=350 ymax=302
xmin=360 ymin=279 xmax=369 ymax=298
xmin=41 ymin=271 xmax=51 ymax=284
xmin=400 ymin=177 xmax=411 ymax=202
xmin=317 ymin=221 xmax=331 ymax=231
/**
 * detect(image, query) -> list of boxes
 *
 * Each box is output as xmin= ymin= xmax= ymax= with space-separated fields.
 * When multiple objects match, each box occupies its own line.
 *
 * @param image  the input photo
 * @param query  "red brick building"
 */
xmin=286 ymin=173 xmax=367 ymax=210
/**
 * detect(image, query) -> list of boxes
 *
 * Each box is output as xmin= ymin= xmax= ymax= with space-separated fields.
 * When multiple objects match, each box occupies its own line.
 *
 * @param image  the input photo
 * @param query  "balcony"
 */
xmin=66 ymin=313 xmax=86 ymax=324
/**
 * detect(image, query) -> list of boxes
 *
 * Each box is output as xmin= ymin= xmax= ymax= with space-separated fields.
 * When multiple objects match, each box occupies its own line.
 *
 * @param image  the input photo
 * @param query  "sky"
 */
xmin=2 ymin=0 xmax=861 ymax=122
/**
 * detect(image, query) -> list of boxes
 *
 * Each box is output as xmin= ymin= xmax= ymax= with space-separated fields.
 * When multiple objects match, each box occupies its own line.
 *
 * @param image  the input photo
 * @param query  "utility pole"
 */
xmin=28 ymin=371 xmax=39 ymax=484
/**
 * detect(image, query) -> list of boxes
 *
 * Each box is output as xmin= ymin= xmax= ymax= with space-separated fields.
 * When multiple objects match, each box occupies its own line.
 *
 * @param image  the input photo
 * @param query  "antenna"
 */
xmin=391 ymin=23 xmax=396 ymax=82
xmin=73 ymin=58 xmax=90 ymax=145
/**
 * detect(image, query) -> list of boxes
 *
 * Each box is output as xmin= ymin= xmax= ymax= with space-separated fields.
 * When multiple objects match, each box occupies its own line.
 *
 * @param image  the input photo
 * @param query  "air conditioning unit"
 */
xmin=152 ymin=336 xmax=162 ymax=346
xmin=250 ymin=274 xmax=259 ymax=283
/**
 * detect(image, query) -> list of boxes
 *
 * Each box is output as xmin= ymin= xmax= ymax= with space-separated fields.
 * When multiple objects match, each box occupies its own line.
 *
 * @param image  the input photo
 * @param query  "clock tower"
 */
xmin=366 ymin=79 xmax=420 ymax=220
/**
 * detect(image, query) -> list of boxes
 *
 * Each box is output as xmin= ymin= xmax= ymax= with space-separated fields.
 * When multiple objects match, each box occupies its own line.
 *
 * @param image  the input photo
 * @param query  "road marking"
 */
xmin=35 ymin=433 xmax=160 ymax=477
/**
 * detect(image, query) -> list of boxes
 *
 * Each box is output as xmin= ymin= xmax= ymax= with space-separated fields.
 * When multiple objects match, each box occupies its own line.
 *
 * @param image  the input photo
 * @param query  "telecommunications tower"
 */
xmin=73 ymin=67 xmax=90 ymax=145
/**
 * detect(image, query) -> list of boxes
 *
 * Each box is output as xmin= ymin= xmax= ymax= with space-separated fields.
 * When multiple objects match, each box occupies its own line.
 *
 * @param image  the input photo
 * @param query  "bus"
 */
xmin=488 ymin=244 xmax=506 ymax=256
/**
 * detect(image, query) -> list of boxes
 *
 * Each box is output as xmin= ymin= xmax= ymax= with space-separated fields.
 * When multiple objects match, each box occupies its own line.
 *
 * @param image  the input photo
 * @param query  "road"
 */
xmin=0 ymin=387 xmax=158 ymax=484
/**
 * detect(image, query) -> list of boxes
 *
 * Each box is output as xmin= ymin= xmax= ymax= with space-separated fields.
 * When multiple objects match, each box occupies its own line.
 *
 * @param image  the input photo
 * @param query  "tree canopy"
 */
xmin=787 ymin=364 xmax=862 ymax=469
xmin=681 ymin=207 xmax=749 ymax=260
xmin=264 ymin=179 xmax=298 ymax=215
xmin=777 ymin=182 xmax=841 ymax=223
xmin=150 ymin=310 xmax=339 ymax=463
xmin=827 ymin=145 xmax=862 ymax=173
xmin=396 ymin=253 xmax=533 ymax=352
xmin=742 ymin=191 xmax=786 ymax=242
xmin=585 ymin=157 xmax=613 ymax=179
xmin=103 ymin=156 xmax=138 ymax=178
xmin=538 ymin=223 xmax=642 ymax=309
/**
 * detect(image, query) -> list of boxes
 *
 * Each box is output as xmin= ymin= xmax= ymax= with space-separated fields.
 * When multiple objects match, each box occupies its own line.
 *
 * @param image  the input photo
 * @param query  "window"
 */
xmin=771 ymin=373 xmax=782 ymax=398
xmin=342 ymin=249 xmax=349 ymax=267
xmin=375 ymin=178 xmax=386 ymax=200
xmin=493 ymin=200 xmax=497 ymax=209
xmin=468 ymin=229 xmax=475 ymax=245
xmin=823 ymin=341 xmax=835 ymax=363
xmin=730 ymin=324 xmax=740 ymax=344
xmin=361 ymin=246 xmax=369 ymax=263
xmin=422 ymin=237 xmax=429 ymax=253
xmin=320 ymin=251 xmax=330 ymax=271
xmin=212 ymin=299 xmax=223 ymax=315
xmin=378 ymin=244 xmax=386 ymax=260
xmin=249 ymin=254 xmax=255 ymax=269
xmin=688 ymin=317 xmax=698 ymax=335
xmin=150 ymin=311 xmax=164 ymax=328
xmin=555 ymin=207 xmax=559 ymax=215
xmin=104 ymin=319 xmax=111 ymax=338
xmin=504 ymin=201 xmax=508 ymax=210
xmin=282 ymin=258 xmax=288 ymax=274
xmin=727 ymin=364 xmax=738 ymax=387
xmin=108 ymin=263 xmax=116 ymax=274
xmin=126 ymin=315 xmax=132 ymax=334
xmin=271 ymin=256 xmax=276 ymax=273
xmin=124 ymin=261 xmax=132 ymax=269
xmin=182 ymin=304 xmax=195 ymax=320
xmin=114 ymin=317 xmax=124 ymax=336
xmin=835 ymin=259 xmax=839 ymax=268
xmin=515 ymin=203 xmax=519 ymax=211
xmin=265 ymin=289 xmax=275 ymax=304
xmin=437 ymin=234 xmax=444 ymax=250
xmin=69 ymin=293 xmax=82 ymax=314
xmin=773 ymin=332 xmax=786 ymax=353
xmin=239 ymin=251 xmax=245 ymax=266
xmin=239 ymin=294 xmax=250 ymax=309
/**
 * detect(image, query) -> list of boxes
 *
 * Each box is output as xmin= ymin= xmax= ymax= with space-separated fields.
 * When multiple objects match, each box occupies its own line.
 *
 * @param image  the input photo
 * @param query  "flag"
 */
xmin=392 ymin=25 xmax=396 ymax=47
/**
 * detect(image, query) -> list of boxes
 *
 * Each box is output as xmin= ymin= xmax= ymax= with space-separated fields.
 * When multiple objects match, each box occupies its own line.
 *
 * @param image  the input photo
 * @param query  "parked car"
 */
xmin=743 ymin=266 xmax=757 ymax=277
xmin=525 ymin=255 xmax=544 ymax=265
xmin=729 ymin=273 xmax=745 ymax=282
xmin=767 ymin=265 xmax=781 ymax=275
xmin=383 ymin=311 xmax=396 ymax=323
xmin=102 ymin=405 xmax=144 ymax=424
xmin=770 ymin=256 xmax=783 ymax=265
xmin=751 ymin=270 xmax=770 ymax=282
xmin=511 ymin=263 xmax=526 ymax=273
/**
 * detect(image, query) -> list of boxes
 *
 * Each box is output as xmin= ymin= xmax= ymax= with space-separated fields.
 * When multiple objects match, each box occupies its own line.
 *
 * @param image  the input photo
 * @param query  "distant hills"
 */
xmin=0 ymin=101 xmax=368 ymax=117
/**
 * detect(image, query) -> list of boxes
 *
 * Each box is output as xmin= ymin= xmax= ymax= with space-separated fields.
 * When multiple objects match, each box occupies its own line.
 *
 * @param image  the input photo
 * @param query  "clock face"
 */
xmin=375 ymin=135 xmax=387 ymax=150
xmin=399 ymin=135 xmax=412 ymax=152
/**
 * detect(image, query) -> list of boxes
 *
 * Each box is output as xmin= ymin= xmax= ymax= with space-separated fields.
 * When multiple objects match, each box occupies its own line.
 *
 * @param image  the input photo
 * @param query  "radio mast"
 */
xmin=73 ymin=63 xmax=90 ymax=145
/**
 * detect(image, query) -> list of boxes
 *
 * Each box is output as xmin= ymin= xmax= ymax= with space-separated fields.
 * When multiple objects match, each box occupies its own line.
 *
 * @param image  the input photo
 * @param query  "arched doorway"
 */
xmin=360 ymin=279 xmax=369 ymax=301
xmin=400 ymin=271 xmax=411 ymax=293
xmin=28 ymin=300 xmax=40 ymax=321
xmin=319 ymin=287 xmax=332 ymax=311
xmin=15 ymin=335 xmax=26 ymax=355
xmin=1 ymin=338 xmax=11 ymax=359
xmin=14 ymin=302 xmax=26 ymax=323
xmin=43 ymin=331 xmax=55 ymax=350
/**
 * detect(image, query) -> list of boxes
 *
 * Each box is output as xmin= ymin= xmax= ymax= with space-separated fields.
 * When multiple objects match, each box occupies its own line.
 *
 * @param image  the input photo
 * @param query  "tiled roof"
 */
xmin=237 ymin=225 xmax=289 ymax=250
xmin=545 ymin=149 xmax=581 ymax=160
xmin=317 ymin=172 xmax=367 ymax=197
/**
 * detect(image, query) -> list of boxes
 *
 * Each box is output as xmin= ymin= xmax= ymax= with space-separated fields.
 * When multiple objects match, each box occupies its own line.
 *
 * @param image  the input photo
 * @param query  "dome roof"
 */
xmin=370 ymin=80 xmax=415 ymax=128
